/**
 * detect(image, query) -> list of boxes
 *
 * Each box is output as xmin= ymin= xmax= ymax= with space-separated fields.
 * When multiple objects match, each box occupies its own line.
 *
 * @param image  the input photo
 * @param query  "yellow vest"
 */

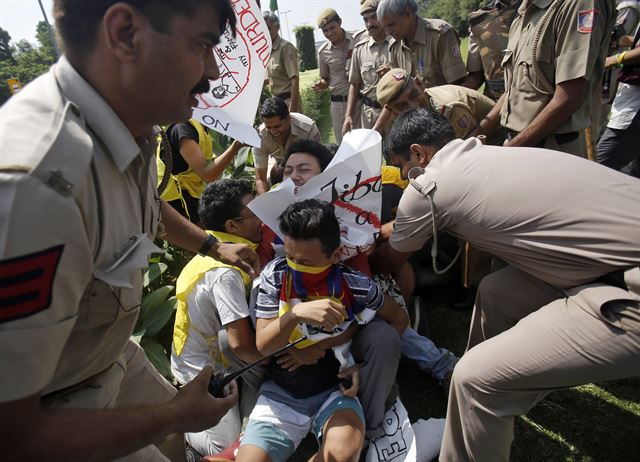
xmin=157 ymin=119 xmax=214 ymax=207
xmin=172 ymin=231 xmax=257 ymax=356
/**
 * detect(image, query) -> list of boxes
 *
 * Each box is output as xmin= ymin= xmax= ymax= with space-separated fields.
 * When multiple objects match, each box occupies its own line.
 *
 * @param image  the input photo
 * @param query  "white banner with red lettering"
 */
xmin=248 ymin=129 xmax=382 ymax=260
xmin=192 ymin=0 xmax=268 ymax=147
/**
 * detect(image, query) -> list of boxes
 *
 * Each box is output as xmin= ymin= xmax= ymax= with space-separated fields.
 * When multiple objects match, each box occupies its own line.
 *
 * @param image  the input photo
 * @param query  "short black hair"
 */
xmin=54 ymin=0 xmax=236 ymax=62
xmin=284 ymin=139 xmax=334 ymax=172
xmin=199 ymin=179 xmax=254 ymax=231
xmin=279 ymin=199 xmax=341 ymax=257
xmin=260 ymin=97 xmax=290 ymax=119
xmin=384 ymin=108 xmax=455 ymax=161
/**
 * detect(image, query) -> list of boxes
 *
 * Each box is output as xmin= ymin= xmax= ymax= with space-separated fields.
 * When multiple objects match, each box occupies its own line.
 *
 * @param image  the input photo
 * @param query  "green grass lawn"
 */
xmin=292 ymin=36 xmax=640 ymax=460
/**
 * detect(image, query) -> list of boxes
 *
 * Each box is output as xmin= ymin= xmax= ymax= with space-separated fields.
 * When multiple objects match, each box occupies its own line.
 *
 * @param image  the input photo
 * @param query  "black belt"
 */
xmin=505 ymin=129 xmax=579 ymax=147
xmin=275 ymin=92 xmax=291 ymax=100
xmin=362 ymin=95 xmax=382 ymax=109
xmin=331 ymin=94 xmax=349 ymax=102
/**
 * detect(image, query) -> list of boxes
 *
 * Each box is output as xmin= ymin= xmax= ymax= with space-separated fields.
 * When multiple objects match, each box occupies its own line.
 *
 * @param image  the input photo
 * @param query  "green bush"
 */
xmin=294 ymin=25 xmax=317 ymax=71
xmin=300 ymin=83 xmax=332 ymax=142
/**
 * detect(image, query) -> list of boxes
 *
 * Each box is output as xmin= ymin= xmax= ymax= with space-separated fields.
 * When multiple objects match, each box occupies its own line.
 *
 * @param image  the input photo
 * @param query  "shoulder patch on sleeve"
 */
xmin=0 ymin=245 xmax=64 ymax=323
xmin=578 ymin=9 xmax=598 ymax=33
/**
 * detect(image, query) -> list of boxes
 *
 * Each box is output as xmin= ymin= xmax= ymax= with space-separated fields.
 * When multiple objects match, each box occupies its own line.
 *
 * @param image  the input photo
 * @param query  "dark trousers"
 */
xmin=597 ymin=109 xmax=640 ymax=178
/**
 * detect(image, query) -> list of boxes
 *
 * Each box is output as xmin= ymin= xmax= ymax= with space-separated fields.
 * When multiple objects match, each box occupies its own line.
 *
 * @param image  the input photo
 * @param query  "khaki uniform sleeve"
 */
xmin=466 ymin=29 xmax=484 ymax=73
xmin=349 ymin=46 xmax=364 ymax=85
xmin=319 ymin=50 xmax=330 ymax=81
xmin=389 ymin=181 xmax=435 ymax=253
xmin=0 ymin=173 xmax=93 ymax=401
xmin=282 ymin=43 xmax=299 ymax=80
xmin=447 ymin=105 xmax=477 ymax=138
xmin=554 ymin=0 xmax=611 ymax=84
xmin=438 ymin=29 xmax=469 ymax=83
xmin=253 ymin=127 xmax=270 ymax=169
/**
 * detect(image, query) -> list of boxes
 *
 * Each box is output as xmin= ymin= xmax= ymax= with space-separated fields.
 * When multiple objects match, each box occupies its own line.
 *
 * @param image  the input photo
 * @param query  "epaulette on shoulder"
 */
xmin=354 ymin=38 xmax=369 ymax=48
xmin=318 ymin=41 xmax=330 ymax=52
xmin=0 ymin=71 xmax=93 ymax=198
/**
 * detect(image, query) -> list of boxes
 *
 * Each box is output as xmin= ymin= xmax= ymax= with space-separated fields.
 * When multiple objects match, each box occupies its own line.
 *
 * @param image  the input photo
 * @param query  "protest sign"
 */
xmin=192 ymin=0 xmax=269 ymax=147
xmin=248 ymin=129 xmax=382 ymax=260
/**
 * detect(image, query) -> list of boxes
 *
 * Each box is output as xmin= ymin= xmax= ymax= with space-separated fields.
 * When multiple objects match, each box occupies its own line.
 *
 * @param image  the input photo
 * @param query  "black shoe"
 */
xmin=451 ymin=286 xmax=476 ymax=311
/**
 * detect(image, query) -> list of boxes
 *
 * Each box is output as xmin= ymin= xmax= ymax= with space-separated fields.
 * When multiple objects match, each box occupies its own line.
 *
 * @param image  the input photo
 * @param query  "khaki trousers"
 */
xmin=440 ymin=266 xmax=640 ymax=462
xmin=47 ymin=340 xmax=178 ymax=461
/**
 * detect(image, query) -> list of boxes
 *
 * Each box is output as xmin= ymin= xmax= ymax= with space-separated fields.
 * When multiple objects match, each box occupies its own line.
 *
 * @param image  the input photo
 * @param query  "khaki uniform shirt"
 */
xmin=349 ymin=36 xmax=392 ymax=99
xmin=318 ymin=31 xmax=356 ymax=97
xmin=389 ymin=16 xmax=468 ymax=87
xmin=391 ymin=138 xmax=640 ymax=289
xmin=269 ymin=36 xmax=299 ymax=96
xmin=423 ymin=85 xmax=495 ymax=138
xmin=0 ymin=56 xmax=161 ymax=401
xmin=254 ymin=112 xmax=321 ymax=169
xmin=500 ymin=0 xmax=615 ymax=134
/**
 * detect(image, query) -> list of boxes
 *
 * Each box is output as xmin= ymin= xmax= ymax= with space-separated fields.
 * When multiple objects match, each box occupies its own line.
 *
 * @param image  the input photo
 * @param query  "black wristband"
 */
xmin=198 ymin=234 xmax=218 ymax=257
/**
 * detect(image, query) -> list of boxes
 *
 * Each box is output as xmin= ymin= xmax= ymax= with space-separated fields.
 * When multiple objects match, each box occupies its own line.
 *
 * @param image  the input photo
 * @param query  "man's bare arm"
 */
xmin=506 ymin=78 xmax=587 ymax=148
xmin=0 ymin=369 xmax=237 ymax=462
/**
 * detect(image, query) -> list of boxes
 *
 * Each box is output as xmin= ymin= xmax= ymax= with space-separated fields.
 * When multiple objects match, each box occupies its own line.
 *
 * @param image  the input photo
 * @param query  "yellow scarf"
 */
xmin=173 ymin=231 xmax=258 ymax=356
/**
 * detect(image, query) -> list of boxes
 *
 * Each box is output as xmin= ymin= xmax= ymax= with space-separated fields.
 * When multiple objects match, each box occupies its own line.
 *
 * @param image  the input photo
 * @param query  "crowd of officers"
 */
xmin=257 ymin=0 xmax=640 ymax=168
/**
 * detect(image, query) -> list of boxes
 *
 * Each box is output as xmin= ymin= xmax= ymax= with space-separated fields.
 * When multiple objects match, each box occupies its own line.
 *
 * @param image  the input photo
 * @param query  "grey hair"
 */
xmin=263 ymin=11 xmax=279 ymax=24
xmin=376 ymin=0 xmax=418 ymax=20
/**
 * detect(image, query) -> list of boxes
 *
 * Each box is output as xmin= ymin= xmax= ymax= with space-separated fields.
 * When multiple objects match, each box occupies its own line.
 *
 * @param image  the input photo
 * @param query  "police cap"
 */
xmin=317 ymin=9 xmax=340 ymax=28
xmin=377 ymin=68 xmax=411 ymax=105
xmin=360 ymin=0 xmax=380 ymax=15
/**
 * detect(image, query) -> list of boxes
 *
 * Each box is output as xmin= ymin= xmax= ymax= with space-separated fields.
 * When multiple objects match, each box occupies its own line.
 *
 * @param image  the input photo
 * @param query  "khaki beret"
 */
xmin=317 ymin=8 xmax=340 ymax=28
xmin=377 ymin=68 xmax=411 ymax=105
xmin=360 ymin=0 xmax=379 ymax=14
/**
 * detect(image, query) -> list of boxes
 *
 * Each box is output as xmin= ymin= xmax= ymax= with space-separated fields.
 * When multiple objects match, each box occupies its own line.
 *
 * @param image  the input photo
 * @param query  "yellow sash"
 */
xmin=172 ymin=231 xmax=257 ymax=356
xmin=157 ymin=119 xmax=214 ymax=214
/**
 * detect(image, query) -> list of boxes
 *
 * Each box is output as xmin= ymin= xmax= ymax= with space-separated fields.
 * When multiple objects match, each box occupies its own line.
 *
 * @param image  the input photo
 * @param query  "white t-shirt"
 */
xmin=171 ymin=267 xmax=250 ymax=385
xmin=608 ymin=82 xmax=640 ymax=129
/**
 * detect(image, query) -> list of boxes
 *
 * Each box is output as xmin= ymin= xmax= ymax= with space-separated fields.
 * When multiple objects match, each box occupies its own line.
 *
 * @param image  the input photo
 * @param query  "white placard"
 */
xmin=248 ymin=129 xmax=383 ymax=260
xmin=192 ymin=0 xmax=269 ymax=147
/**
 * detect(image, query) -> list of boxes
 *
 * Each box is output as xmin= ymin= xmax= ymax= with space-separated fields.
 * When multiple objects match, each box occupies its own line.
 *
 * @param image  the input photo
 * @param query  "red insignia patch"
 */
xmin=392 ymin=72 xmax=406 ymax=81
xmin=578 ymin=9 xmax=597 ymax=33
xmin=0 ymin=245 xmax=63 ymax=322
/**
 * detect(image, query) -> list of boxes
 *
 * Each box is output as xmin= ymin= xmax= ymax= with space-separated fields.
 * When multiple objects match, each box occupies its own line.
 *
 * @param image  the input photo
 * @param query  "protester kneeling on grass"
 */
xmin=236 ymin=199 xmax=408 ymax=462
xmin=170 ymin=179 xmax=266 ymax=457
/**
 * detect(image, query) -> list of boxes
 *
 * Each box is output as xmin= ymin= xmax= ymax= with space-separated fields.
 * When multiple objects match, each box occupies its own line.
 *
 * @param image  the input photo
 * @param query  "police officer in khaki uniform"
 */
xmin=377 ymin=0 xmax=468 ymax=87
xmin=377 ymin=68 xmax=495 ymax=138
xmin=254 ymin=97 xmax=321 ymax=194
xmin=263 ymin=12 xmax=301 ymax=112
xmin=0 ymin=2 xmax=261 ymax=460
xmin=473 ymin=0 xmax=615 ymax=157
xmin=344 ymin=0 xmax=391 ymax=133
xmin=313 ymin=9 xmax=361 ymax=143
xmin=374 ymin=108 xmax=640 ymax=462
xmin=464 ymin=0 xmax=522 ymax=101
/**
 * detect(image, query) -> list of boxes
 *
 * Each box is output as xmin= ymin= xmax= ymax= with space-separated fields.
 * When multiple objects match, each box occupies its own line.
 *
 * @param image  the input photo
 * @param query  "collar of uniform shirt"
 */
xmin=54 ymin=56 xmax=142 ymax=173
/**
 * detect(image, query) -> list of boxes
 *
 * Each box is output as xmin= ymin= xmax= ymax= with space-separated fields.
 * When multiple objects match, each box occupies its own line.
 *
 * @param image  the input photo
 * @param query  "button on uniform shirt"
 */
xmin=500 ymin=0 xmax=615 ymax=134
xmin=318 ymin=31 xmax=356 ymax=97
xmin=423 ymin=85 xmax=495 ymax=138
xmin=389 ymin=16 xmax=468 ymax=87
xmin=268 ymin=36 xmax=299 ymax=96
xmin=253 ymin=112 xmax=321 ymax=169
xmin=349 ymin=36 xmax=392 ymax=99
xmin=391 ymin=138 xmax=640 ymax=290
xmin=0 ymin=56 xmax=161 ymax=402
